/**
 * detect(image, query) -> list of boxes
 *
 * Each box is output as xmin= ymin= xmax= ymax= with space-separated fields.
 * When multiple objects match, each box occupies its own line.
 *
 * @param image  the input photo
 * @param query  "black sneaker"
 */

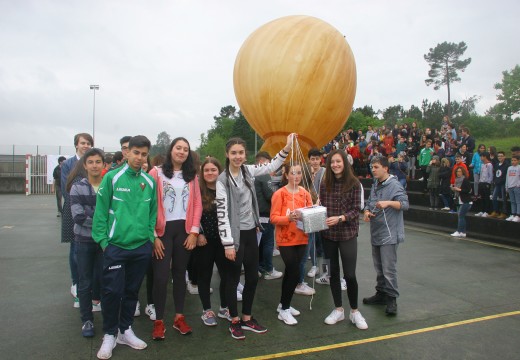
xmin=385 ymin=296 xmax=397 ymax=315
xmin=229 ymin=321 xmax=245 ymax=340
xmin=362 ymin=292 xmax=387 ymax=305
xmin=241 ymin=318 xmax=267 ymax=333
xmin=82 ymin=320 xmax=94 ymax=337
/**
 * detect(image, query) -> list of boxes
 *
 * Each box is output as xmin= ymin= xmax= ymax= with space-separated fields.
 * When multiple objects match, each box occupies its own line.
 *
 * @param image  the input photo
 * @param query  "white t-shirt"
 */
xmin=161 ymin=170 xmax=189 ymax=221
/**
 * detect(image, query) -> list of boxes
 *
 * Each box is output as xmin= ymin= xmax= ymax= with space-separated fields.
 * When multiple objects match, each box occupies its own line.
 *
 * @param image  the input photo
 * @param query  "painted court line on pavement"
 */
xmin=238 ymin=310 xmax=520 ymax=360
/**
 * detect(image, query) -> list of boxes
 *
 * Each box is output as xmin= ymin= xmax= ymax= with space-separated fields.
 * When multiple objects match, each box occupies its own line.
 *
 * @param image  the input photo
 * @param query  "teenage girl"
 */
xmin=319 ymin=150 xmax=368 ymax=330
xmin=270 ymin=162 xmax=312 ymax=325
xmin=216 ymin=134 xmax=294 ymax=340
xmin=195 ymin=158 xmax=230 ymax=326
xmin=149 ymin=137 xmax=202 ymax=340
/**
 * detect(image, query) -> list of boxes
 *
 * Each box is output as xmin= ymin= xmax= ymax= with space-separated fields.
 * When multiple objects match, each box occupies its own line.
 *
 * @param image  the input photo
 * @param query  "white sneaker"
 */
xmin=116 ymin=327 xmax=147 ymax=349
xmin=237 ymin=282 xmax=244 ymax=293
xmin=505 ymin=215 xmax=514 ymax=221
xmin=441 ymin=207 xmax=450 ymax=211
xmin=187 ymin=282 xmax=198 ymax=295
xmin=92 ymin=301 xmax=102 ymax=312
xmin=481 ymin=212 xmax=489 ymax=218
xmin=513 ymin=216 xmax=520 ymax=223
xmin=145 ymin=304 xmax=156 ymax=321
xmin=237 ymin=290 xmax=243 ymax=302
xmin=134 ymin=301 xmax=140 ymax=317
xmin=458 ymin=233 xmax=466 ymax=238
xmin=272 ymin=249 xmax=280 ymax=257
xmin=418 ymin=177 xmax=424 ymax=181
xmin=294 ymin=282 xmax=316 ymax=295
xmin=71 ymin=284 xmax=77 ymax=298
xmin=450 ymin=231 xmax=461 ymax=237
xmin=349 ymin=310 xmax=368 ymax=330
xmin=278 ymin=308 xmax=298 ymax=325
xmin=73 ymin=298 xmax=80 ymax=308
xmin=324 ymin=308 xmax=345 ymax=325
xmin=97 ymin=334 xmax=116 ymax=360
xmin=277 ymin=303 xmax=301 ymax=316
xmin=263 ymin=268 xmax=283 ymax=280
xmin=475 ymin=212 xmax=483 ymax=217
xmin=307 ymin=266 xmax=318 ymax=278
xmin=341 ymin=279 xmax=347 ymax=291
xmin=316 ymin=274 xmax=330 ymax=285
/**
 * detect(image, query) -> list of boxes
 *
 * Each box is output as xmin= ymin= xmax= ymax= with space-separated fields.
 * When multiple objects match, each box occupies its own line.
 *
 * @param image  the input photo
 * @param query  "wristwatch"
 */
xmin=338 ymin=215 xmax=343 ymax=223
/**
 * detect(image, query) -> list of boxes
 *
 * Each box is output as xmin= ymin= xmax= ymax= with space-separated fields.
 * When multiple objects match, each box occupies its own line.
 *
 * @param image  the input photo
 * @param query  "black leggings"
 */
xmin=152 ymin=220 xmax=191 ymax=320
xmin=195 ymin=234 xmax=227 ymax=311
xmin=323 ymin=237 xmax=359 ymax=309
xmin=279 ymin=245 xmax=307 ymax=310
xmin=224 ymin=228 xmax=258 ymax=318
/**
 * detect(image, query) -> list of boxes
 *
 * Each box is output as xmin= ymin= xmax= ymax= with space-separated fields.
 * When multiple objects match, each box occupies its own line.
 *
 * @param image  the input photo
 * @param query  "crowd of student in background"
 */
xmin=316 ymin=117 xmax=520 ymax=226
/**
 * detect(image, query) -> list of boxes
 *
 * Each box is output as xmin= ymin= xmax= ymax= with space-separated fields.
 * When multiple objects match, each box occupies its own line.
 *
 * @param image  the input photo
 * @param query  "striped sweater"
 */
xmin=70 ymin=177 xmax=97 ymax=242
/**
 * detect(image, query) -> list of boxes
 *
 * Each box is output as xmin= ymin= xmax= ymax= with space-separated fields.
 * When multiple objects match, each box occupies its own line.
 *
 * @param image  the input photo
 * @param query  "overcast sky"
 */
xmin=1 ymin=0 xmax=518 ymax=153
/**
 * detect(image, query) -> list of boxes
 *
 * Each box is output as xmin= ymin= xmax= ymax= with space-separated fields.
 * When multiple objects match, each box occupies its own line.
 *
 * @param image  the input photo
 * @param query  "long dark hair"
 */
xmin=199 ymin=157 xmax=222 ymax=212
xmin=66 ymin=148 xmax=105 ymax=192
xmin=324 ymin=149 xmax=359 ymax=194
xmin=224 ymin=137 xmax=254 ymax=193
xmin=162 ymin=137 xmax=196 ymax=182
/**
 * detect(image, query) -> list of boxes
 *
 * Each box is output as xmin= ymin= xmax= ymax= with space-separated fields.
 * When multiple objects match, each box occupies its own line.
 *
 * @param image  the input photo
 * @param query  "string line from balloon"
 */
xmin=288 ymin=134 xmax=317 ymax=310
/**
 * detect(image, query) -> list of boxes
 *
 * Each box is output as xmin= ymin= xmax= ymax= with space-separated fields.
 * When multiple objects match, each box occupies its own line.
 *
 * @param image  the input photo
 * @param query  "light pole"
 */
xmin=89 ymin=85 xmax=99 ymax=140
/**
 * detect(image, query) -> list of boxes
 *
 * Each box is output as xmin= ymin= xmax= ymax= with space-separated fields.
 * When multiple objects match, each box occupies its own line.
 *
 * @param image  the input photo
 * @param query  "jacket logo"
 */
xmin=116 ymin=187 xmax=131 ymax=192
xmin=108 ymin=265 xmax=121 ymax=270
xmin=215 ymin=197 xmax=227 ymax=238
xmin=140 ymin=183 xmax=145 ymax=191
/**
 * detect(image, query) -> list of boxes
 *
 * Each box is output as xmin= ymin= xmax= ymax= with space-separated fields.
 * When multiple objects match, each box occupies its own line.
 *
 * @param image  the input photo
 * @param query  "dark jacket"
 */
xmin=254 ymin=174 xmax=274 ymax=217
xmin=458 ymin=178 xmax=472 ymax=204
xmin=70 ymin=178 xmax=97 ymax=242
xmin=439 ymin=166 xmax=452 ymax=195
xmin=493 ymin=161 xmax=510 ymax=185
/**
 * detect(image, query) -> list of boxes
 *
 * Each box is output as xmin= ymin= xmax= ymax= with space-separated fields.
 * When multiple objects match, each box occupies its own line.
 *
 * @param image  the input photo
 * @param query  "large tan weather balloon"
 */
xmin=233 ymin=15 xmax=357 ymax=156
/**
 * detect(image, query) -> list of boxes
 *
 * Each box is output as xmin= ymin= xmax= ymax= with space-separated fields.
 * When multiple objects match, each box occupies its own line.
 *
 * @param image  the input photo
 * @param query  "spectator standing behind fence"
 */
xmin=469 ymin=144 xmax=486 ymax=196
xmin=505 ymin=156 xmax=520 ymax=222
xmin=490 ymin=152 xmax=510 ymax=219
xmin=61 ymin=133 xmax=93 ymax=308
xmin=426 ymin=156 xmax=441 ymax=210
xmin=362 ymin=156 xmax=409 ymax=316
xmin=439 ymin=158 xmax=453 ymax=211
xmin=475 ymin=152 xmax=493 ymax=217
xmin=450 ymin=167 xmax=472 ymax=238
xmin=53 ymin=156 xmax=66 ymax=217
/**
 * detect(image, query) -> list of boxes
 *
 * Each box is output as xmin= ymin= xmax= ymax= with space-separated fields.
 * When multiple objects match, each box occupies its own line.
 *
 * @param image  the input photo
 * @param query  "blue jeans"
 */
xmin=492 ymin=183 xmax=507 ymax=213
xmin=509 ymin=187 xmax=520 ymax=214
xmin=75 ymin=241 xmax=103 ymax=323
xmin=70 ymin=241 xmax=78 ymax=286
xmin=457 ymin=203 xmax=472 ymax=233
xmin=258 ymin=222 xmax=274 ymax=273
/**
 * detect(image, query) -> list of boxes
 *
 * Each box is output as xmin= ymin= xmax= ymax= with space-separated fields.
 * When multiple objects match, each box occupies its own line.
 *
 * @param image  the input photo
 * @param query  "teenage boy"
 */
xmin=418 ymin=140 xmax=434 ymax=189
xmin=120 ymin=136 xmax=132 ymax=160
xmin=93 ymin=136 xmax=157 ymax=360
xmin=490 ymin=152 xmax=509 ymax=219
xmin=53 ymin=156 xmax=66 ymax=217
xmin=61 ymin=133 xmax=93 ymax=307
xmin=363 ymin=156 xmax=409 ymax=316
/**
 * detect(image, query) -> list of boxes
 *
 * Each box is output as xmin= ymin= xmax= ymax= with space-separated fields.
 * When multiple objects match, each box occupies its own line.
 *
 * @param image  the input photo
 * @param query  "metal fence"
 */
xmin=0 ymin=144 xmax=119 ymax=177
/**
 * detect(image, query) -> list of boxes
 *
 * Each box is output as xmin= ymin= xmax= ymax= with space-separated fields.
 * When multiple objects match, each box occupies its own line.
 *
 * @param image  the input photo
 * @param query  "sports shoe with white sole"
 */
xmin=134 ymin=301 xmax=140 ymax=317
xmin=341 ymin=279 xmax=347 ymax=291
xmin=276 ymin=303 xmax=300 ymax=316
xmin=307 ymin=266 xmax=318 ymax=278
xmin=316 ymin=274 xmax=330 ymax=285
xmin=513 ymin=216 xmax=520 ymax=222
xmin=116 ymin=327 xmax=147 ymax=349
xmin=237 ymin=282 xmax=244 ymax=293
xmin=201 ymin=310 xmax=218 ymax=326
xmin=294 ymin=282 xmax=315 ymax=295
xmin=278 ymin=309 xmax=298 ymax=325
xmin=272 ymin=249 xmax=280 ymax=257
xmin=73 ymin=298 xmax=79 ymax=308
xmin=475 ymin=212 xmax=483 ymax=217
xmin=97 ymin=334 xmax=116 ymax=360
xmin=349 ymin=311 xmax=368 ymax=330
xmin=324 ymin=308 xmax=345 ymax=325
xmin=71 ymin=284 xmax=77 ymax=298
xmin=218 ymin=307 xmax=232 ymax=322
xmin=263 ymin=268 xmax=283 ymax=280
xmin=505 ymin=215 xmax=515 ymax=221
xmin=145 ymin=304 xmax=156 ymax=321
xmin=187 ymin=282 xmax=199 ymax=295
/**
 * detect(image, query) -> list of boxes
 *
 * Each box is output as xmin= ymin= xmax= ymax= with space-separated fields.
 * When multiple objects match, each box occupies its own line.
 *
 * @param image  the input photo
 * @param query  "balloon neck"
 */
xmin=261 ymin=132 xmax=317 ymax=157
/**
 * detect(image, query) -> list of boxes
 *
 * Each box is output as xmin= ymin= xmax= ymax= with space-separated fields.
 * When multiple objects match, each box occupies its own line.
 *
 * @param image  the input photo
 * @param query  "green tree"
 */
xmin=404 ymin=105 xmax=422 ymax=121
xmin=382 ymin=105 xmax=404 ymax=127
xmin=150 ymin=131 xmax=172 ymax=156
xmin=421 ymin=99 xmax=445 ymax=129
xmin=493 ymin=65 xmax=520 ymax=119
xmin=424 ymin=41 xmax=472 ymax=119
xmin=354 ymin=105 xmax=377 ymax=118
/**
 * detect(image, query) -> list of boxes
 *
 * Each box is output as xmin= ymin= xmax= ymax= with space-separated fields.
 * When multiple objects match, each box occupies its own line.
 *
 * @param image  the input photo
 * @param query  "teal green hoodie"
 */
xmin=93 ymin=164 xmax=157 ymax=250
